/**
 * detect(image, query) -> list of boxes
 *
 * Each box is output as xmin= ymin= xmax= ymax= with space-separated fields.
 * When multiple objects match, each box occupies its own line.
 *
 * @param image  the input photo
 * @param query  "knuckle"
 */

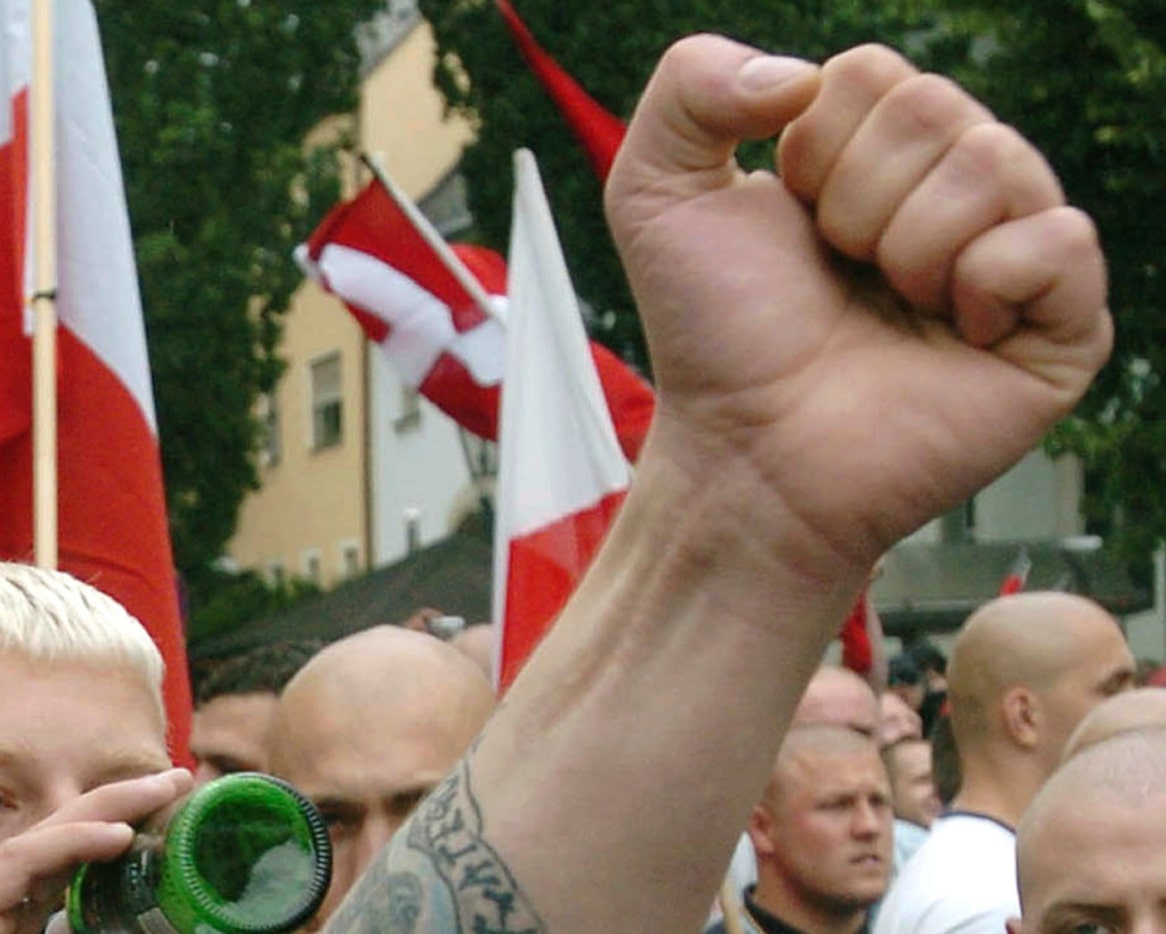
xmin=879 ymin=73 xmax=987 ymax=139
xmin=949 ymin=122 xmax=1029 ymax=177
xmin=822 ymin=43 xmax=916 ymax=89
xmin=1046 ymin=205 xmax=1103 ymax=258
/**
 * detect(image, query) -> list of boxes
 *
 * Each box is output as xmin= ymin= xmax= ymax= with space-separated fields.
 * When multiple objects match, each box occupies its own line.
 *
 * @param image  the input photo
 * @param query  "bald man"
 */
xmin=874 ymin=592 xmax=1135 ymax=934
xmin=711 ymin=727 xmax=892 ymax=934
xmin=709 ymin=666 xmax=882 ymax=930
xmin=1013 ymin=727 xmax=1166 ymax=934
xmin=267 ymin=626 xmax=496 ymax=930
xmin=792 ymin=665 xmax=882 ymax=736
xmin=448 ymin=623 xmax=495 ymax=683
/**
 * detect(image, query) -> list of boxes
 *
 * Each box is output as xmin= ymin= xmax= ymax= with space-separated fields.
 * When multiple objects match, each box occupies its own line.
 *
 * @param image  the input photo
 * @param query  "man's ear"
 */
xmin=1002 ymin=687 xmax=1040 ymax=749
xmin=747 ymin=803 xmax=776 ymax=859
xmin=1005 ymin=915 xmax=1024 ymax=934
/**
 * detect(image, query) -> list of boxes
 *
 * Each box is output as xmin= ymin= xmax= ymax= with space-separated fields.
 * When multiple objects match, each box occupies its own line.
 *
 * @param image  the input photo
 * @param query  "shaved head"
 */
xmin=947 ymin=593 xmax=1133 ymax=756
xmin=752 ymin=726 xmax=891 ymax=925
xmin=768 ymin=725 xmax=883 ymax=803
xmin=792 ymin=665 xmax=879 ymax=737
xmin=274 ymin=626 xmax=491 ymax=734
xmin=270 ymin=625 xmax=496 ymax=779
xmin=1017 ymin=728 xmax=1166 ymax=933
xmin=1063 ymin=687 xmax=1166 ymax=761
xmin=449 ymin=624 xmax=495 ymax=684
xmin=269 ymin=626 xmax=496 ymax=928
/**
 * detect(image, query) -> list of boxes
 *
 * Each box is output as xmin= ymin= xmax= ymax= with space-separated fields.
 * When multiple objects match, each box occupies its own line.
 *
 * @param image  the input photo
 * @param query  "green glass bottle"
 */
xmin=67 ymin=772 xmax=332 ymax=934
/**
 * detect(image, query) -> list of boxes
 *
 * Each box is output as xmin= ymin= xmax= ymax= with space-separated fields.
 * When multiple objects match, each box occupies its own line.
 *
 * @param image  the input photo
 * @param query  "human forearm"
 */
xmin=328 ymin=428 xmax=870 ymax=934
xmin=481 ymin=433 xmax=869 ymax=927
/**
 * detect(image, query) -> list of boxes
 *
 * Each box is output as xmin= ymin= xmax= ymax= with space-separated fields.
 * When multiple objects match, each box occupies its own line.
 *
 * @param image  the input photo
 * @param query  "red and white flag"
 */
xmin=491 ymin=149 xmax=632 ymax=692
xmin=297 ymin=178 xmax=655 ymax=461
xmin=0 ymin=0 xmax=192 ymax=762
xmin=999 ymin=545 xmax=1032 ymax=596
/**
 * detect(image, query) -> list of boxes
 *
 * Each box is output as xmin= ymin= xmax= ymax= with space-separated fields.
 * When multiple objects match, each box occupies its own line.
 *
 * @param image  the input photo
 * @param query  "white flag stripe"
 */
xmin=496 ymin=148 xmax=630 ymax=539
xmin=53 ymin=0 xmax=155 ymax=430
xmin=1 ymin=0 xmax=29 ymax=139
xmin=311 ymin=241 xmax=507 ymax=387
xmin=447 ymin=316 xmax=507 ymax=384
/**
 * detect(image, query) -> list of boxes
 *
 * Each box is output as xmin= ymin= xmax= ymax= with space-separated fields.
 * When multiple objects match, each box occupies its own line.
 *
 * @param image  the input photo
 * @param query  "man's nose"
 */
xmin=353 ymin=811 xmax=403 ymax=877
xmin=852 ymin=799 xmax=884 ymax=836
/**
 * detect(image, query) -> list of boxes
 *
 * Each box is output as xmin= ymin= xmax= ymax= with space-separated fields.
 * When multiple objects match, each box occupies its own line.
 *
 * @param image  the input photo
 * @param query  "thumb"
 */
xmin=606 ymin=35 xmax=819 ymax=225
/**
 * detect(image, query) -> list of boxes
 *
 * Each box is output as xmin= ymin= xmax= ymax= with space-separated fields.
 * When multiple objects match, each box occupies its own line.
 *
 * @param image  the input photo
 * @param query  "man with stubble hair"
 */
xmin=711 ymin=727 xmax=892 ymax=934
xmin=1012 ymin=727 xmax=1166 ymax=934
xmin=190 ymin=638 xmax=323 ymax=785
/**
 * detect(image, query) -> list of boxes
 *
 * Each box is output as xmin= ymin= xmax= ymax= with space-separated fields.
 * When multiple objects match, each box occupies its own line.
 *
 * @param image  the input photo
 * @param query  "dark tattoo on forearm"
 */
xmin=325 ymin=759 xmax=545 ymax=934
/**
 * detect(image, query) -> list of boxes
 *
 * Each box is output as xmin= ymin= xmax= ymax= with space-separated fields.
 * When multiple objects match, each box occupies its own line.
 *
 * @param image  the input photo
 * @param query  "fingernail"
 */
xmin=737 ymin=54 xmax=811 ymax=92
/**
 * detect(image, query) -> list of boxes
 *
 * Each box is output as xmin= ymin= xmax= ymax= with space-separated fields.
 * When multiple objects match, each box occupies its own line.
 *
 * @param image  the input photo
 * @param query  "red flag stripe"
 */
xmin=498 ymin=490 xmax=626 ymax=689
xmin=304 ymin=181 xmax=490 ymax=333
xmin=492 ymin=150 xmax=633 ymax=692
xmin=494 ymin=0 xmax=626 ymax=181
xmin=0 ymin=0 xmax=191 ymax=763
xmin=999 ymin=547 xmax=1032 ymax=596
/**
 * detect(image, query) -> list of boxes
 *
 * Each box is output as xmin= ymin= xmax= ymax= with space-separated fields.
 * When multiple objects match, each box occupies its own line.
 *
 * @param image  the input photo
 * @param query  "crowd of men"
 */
xmin=1 ymin=24 xmax=1159 ymax=934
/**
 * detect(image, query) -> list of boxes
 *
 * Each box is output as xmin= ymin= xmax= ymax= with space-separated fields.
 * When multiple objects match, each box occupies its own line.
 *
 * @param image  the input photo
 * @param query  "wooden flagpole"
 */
xmin=31 ymin=0 xmax=58 ymax=568
xmin=359 ymin=151 xmax=505 ymax=324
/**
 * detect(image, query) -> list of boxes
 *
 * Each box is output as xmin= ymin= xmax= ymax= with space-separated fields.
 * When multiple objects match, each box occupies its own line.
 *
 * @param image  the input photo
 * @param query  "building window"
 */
xmin=258 ymin=393 xmax=281 ymax=467
xmin=394 ymin=383 xmax=422 ymax=433
xmin=419 ymin=169 xmax=473 ymax=238
xmin=339 ymin=542 xmax=361 ymax=580
xmin=266 ymin=561 xmax=286 ymax=588
xmin=310 ymin=353 xmax=343 ymax=450
xmin=405 ymin=507 xmax=421 ymax=555
xmin=302 ymin=549 xmax=323 ymax=586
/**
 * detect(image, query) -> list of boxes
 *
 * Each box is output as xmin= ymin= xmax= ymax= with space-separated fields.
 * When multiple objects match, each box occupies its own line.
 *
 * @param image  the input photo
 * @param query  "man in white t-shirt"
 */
xmin=873 ymin=592 xmax=1135 ymax=934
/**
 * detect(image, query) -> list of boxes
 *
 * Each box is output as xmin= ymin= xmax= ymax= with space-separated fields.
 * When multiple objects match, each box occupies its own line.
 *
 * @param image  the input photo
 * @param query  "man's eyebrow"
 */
xmin=309 ymin=795 xmax=365 ymax=812
xmin=86 ymin=750 xmax=172 ymax=788
xmin=1040 ymin=901 xmax=1125 ymax=934
xmin=0 ymin=741 xmax=54 ymax=776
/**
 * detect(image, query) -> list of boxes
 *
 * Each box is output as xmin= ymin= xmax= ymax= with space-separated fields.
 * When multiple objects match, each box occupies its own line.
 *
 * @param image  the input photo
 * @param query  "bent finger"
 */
xmin=607 ymin=34 xmax=819 ymax=230
xmin=817 ymin=72 xmax=995 ymax=260
xmin=38 ymin=770 xmax=191 ymax=830
xmin=953 ymin=207 xmax=1111 ymax=395
xmin=0 ymin=822 xmax=133 ymax=910
xmin=778 ymin=44 xmax=918 ymax=204
xmin=879 ymin=122 xmax=1066 ymax=312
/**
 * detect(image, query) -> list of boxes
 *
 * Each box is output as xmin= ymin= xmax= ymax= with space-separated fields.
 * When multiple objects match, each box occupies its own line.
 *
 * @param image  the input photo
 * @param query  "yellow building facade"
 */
xmin=228 ymin=8 xmax=478 ymax=591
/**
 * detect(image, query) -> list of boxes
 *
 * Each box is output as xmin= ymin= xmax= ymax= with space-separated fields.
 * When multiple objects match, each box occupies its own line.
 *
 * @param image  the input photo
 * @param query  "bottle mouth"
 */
xmin=163 ymin=773 xmax=332 ymax=934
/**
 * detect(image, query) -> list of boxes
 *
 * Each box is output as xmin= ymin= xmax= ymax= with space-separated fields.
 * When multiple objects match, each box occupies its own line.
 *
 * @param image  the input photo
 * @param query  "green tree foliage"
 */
xmin=419 ymin=0 xmax=1164 ymax=566
xmin=185 ymin=567 xmax=319 ymax=644
xmin=93 ymin=0 xmax=383 ymax=594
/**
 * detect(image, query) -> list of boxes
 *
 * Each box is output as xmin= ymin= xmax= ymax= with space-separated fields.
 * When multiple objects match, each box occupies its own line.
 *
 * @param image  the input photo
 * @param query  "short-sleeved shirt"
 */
xmin=872 ymin=812 xmax=1018 ymax=934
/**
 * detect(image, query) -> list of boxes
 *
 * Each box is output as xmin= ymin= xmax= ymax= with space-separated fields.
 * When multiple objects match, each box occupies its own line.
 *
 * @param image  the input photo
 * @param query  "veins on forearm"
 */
xmin=326 ymin=759 xmax=545 ymax=934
